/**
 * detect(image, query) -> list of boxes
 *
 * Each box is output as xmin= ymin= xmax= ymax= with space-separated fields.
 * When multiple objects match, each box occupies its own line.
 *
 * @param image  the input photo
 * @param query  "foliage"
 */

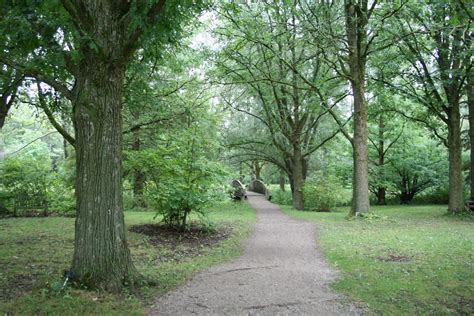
xmin=215 ymin=1 xmax=343 ymax=210
xmin=125 ymin=110 xmax=228 ymax=229
xmin=0 ymin=154 xmax=51 ymax=197
xmin=283 ymin=204 xmax=474 ymax=315
xmin=271 ymin=190 xmax=293 ymax=206
xmin=303 ymin=172 xmax=344 ymax=212
xmin=47 ymin=156 xmax=76 ymax=216
xmin=369 ymin=123 xmax=449 ymax=204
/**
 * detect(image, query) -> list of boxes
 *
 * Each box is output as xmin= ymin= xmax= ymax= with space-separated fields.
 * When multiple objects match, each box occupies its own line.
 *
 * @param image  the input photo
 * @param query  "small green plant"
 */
xmin=304 ymin=171 xmax=343 ymax=212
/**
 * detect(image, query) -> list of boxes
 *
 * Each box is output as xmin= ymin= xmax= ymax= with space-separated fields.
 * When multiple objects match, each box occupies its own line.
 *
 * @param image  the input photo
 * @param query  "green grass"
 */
xmin=282 ymin=204 xmax=474 ymax=315
xmin=0 ymin=201 xmax=255 ymax=315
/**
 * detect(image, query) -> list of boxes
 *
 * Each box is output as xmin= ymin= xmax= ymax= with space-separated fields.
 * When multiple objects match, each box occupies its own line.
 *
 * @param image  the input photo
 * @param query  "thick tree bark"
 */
xmin=72 ymin=61 xmax=138 ymax=291
xmin=345 ymin=1 xmax=370 ymax=216
xmin=69 ymin=2 xmax=139 ymax=291
xmin=291 ymin=145 xmax=305 ymax=210
xmin=447 ymin=103 xmax=464 ymax=213
xmin=350 ymin=80 xmax=370 ymax=215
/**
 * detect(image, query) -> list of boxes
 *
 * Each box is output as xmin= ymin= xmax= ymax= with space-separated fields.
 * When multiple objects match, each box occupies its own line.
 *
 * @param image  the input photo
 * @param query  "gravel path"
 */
xmin=149 ymin=192 xmax=364 ymax=315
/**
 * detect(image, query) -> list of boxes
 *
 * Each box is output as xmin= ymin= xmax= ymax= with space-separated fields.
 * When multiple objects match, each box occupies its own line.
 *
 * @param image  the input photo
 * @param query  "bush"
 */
xmin=304 ymin=172 xmax=343 ymax=212
xmin=47 ymin=175 xmax=75 ymax=216
xmin=0 ymin=155 xmax=50 ymax=197
xmin=47 ymin=156 xmax=76 ymax=216
xmin=272 ymin=189 xmax=293 ymax=205
xmin=126 ymin=125 xmax=228 ymax=229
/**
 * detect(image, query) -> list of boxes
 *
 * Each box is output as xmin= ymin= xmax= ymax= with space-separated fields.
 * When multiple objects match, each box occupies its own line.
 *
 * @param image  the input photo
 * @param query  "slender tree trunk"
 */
xmin=292 ymin=145 xmax=305 ymax=210
xmin=345 ymin=1 xmax=370 ymax=216
xmin=132 ymin=136 xmax=146 ymax=208
xmin=279 ymin=170 xmax=286 ymax=191
xmin=376 ymin=187 xmax=386 ymax=205
xmin=288 ymin=173 xmax=294 ymax=194
xmin=376 ymin=113 xmax=386 ymax=205
xmin=467 ymin=73 xmax=474 ymax=198
xmin=132 ymin=112 xmax=146 ymax=208
xmin=70 ymin=3 xmax=138 ymax=291
xmin=447 ymin=103 xmax=464 ymax=213
xmin=63 ymin=137 xmax=69 ymax=159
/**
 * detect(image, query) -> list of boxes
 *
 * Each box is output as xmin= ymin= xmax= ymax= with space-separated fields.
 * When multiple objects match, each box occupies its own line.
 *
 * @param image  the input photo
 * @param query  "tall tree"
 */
xmin=1 ymin=1 xmax=205 ymax=290
xmin=382 ymin=1 xmax=472 ymax=213
xmin=344 ymin=0 xmax=371 ymax=216
xmin=303 ymin=1 xmax=405 ymax=216
xmin=367 ymin=93 xmax=405 ymax=205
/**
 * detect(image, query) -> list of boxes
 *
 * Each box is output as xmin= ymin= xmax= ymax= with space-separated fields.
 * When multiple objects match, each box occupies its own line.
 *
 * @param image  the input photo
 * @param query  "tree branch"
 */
xmin=36 ymin=82 xmax=76 ymax=146
xmin=0 ymin=56 xmax=73 ymax=100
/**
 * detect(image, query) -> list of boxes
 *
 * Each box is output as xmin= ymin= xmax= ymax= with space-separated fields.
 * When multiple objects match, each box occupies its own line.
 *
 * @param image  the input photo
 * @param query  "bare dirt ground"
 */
xmin=149 ymin=192 xmax=365 ymax=315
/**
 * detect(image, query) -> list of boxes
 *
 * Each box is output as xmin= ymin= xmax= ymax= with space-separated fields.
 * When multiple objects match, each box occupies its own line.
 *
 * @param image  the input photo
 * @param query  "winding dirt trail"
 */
xmin=149 ymin=192 xmax=364 ymax=315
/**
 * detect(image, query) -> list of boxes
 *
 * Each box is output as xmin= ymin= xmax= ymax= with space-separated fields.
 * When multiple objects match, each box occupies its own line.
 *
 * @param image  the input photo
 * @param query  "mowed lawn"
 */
xmin=283 ymin=204 xmax=474 ymax=315
xmin=0 ymin=201 xmax=255 ymax=315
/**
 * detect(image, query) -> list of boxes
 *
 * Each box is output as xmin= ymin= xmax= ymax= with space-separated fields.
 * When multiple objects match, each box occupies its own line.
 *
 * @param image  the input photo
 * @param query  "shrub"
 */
xmin=126 ymin=127 xmax=228 ymax=229
xmin=47 ymin=156 xmax=76 ymax=216
xmin=272 ymin=189 xmax=293 ymax=205
xmin=304 ymin=172 xmax=343 ymax=212
xmin=47 ymin=175 xmax=76 ymax=216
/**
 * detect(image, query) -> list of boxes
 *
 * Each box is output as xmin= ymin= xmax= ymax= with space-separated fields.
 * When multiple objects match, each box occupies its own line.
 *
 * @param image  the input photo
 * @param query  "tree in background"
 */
xmin=302 ymin=1 xmax=407 ymax=216
xmin=381 ymin=1 xmax=472 ymax=213
xmin=367 ymin=93 xmax=405 ymax=205
xmin=215 ymin=2 xmax=344 ymax=209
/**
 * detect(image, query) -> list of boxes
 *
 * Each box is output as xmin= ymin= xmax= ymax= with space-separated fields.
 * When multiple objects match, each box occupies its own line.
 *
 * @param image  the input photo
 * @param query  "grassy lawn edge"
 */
xmin=281 ymin=204 xmax=474 ymax=315
xmin=0 ymin=200 xmax=256 ymax=315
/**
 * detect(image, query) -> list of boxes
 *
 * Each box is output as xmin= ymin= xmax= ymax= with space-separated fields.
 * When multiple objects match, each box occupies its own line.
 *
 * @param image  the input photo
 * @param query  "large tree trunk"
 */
xmin=447 ymin=103 xmax=464 ymax=213
xmin=70 ymin=3 xmax=138 ymax=291
xmin=350 ymin=80 xmax=370 ymax=215
xmin=72 ymin=62 xmax=138 ymax=291
xmin=345 ymin=1 xmax=370 ymax=216
xmin=292 ymin=146 xmax=305 ymax=210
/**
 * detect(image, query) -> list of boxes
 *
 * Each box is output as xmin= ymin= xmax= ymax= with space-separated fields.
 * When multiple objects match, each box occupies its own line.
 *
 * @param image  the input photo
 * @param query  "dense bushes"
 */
xmin=0 ymin=152 xmax=76 ymax=216
xmin=272 ymin=189 xmax=293 ymax=206
xmin=304 ymin=172 xmax=344 ymax=212
xmin=271 ymin=172 xmax=346 ymax=211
